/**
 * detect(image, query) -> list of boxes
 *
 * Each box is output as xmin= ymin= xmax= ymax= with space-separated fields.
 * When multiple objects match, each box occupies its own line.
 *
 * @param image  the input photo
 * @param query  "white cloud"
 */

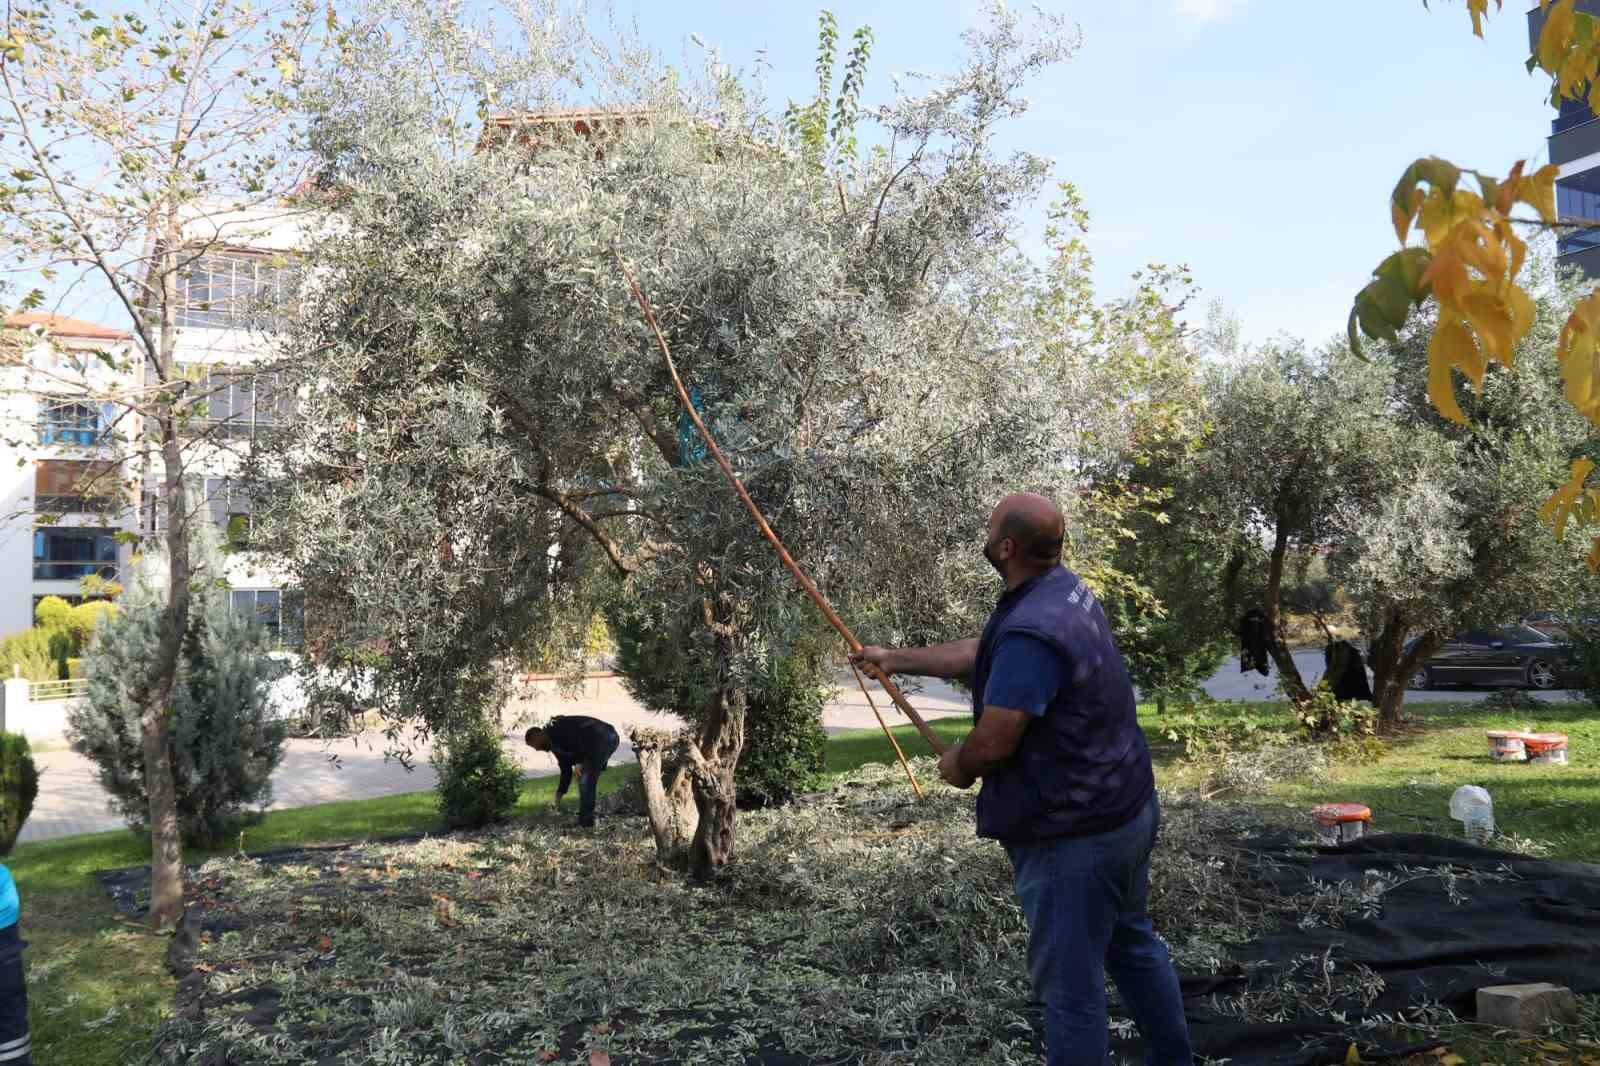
xmin=1175 ymin=0 xmax=1244 ymax=23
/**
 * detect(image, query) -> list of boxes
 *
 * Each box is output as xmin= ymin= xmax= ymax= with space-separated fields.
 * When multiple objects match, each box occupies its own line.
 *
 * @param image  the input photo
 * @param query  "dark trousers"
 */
xmin=577 ymin=731 xmax=621 ymax=827
xmin=1004 ymin=795 xmax=1192 ymax=1066
xmin=0 ymin=923 xmax=29 ymax=1066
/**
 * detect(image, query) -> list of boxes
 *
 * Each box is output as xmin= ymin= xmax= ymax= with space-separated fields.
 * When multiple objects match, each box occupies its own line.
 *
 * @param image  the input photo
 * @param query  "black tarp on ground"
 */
xmin=1157 ymin=832 xmax=1600 ymax=1066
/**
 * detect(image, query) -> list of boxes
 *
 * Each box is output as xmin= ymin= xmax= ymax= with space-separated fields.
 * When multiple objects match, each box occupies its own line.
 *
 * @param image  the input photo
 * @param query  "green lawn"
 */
xmin=1137 ymin=698 xmax=1600 ymax=861
xmin=17 ymin=704 xmax=1600 ymax=1064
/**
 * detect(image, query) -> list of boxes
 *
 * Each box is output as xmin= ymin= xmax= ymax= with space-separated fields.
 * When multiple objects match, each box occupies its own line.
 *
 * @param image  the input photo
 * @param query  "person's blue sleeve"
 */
xmin=982 ymin=634 xmax=1066 ymax=716
xmin=0 ymin=865 xmax=17 ymax=929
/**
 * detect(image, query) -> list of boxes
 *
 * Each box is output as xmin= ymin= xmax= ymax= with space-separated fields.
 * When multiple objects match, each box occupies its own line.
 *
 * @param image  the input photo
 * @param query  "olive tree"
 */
xmin=1334 ymin=283 xmax=1589 ymax=727
xmin=1186 ymin=341 xmax=1403 ymax=702
xmin=256 ymin=1 xmax=1125 ymax=877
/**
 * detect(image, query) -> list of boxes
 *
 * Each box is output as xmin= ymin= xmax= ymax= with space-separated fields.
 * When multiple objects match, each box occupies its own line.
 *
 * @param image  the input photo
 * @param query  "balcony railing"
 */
xmin=34 ymin=494 xmax=120 ymax=515
xmin=32 ymin=561 xmax=118 ymax=581
xmin=38 ymin=426 xmax=104 ymax=447
xmin=30 ymin=679 xmax=87 ymax=702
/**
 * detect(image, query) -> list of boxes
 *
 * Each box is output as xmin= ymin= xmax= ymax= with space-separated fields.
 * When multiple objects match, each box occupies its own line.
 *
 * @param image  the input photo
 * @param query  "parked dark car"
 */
xmin=1406 ymin=625 xmax=1574 ymax=691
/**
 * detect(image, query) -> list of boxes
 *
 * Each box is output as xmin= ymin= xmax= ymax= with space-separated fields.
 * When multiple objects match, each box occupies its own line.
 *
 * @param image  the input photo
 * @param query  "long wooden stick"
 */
xmin=616 ymin=250 xmax=949 ymax=756
xmin=850 ymin=658 xmax=924 ymax=799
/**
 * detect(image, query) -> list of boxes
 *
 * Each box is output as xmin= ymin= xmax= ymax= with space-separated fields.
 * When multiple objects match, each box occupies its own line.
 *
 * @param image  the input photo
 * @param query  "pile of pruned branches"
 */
xmin=140 ymin=758 xmax=1532 ymax=1065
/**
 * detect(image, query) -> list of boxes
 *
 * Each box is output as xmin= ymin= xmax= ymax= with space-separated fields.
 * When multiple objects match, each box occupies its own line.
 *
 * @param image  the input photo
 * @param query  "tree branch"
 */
xmin=611 ymin=382 xmax=681 ymax=467
xmin=532 ymin=483 xmax=640 ymax=576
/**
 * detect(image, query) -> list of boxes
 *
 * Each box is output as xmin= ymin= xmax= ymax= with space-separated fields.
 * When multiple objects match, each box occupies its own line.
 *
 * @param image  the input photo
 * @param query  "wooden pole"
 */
xmin=850 ymin=658 xmax=924 ymax=799
xmin=615 ymin=250 xmax=950 ymax=756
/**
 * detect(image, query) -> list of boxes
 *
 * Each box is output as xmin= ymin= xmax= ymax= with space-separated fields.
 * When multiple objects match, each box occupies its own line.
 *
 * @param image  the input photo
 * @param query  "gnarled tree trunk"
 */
xmin=1265 ymin=517 xmax=1312 ymax=703
xmin=1367 ymin=612 xmax=1442 ymax=730
xmin=686 ymin=680 xmax=745 ymax=881
xmin=630 ymin=727 xmax=699 ymax=867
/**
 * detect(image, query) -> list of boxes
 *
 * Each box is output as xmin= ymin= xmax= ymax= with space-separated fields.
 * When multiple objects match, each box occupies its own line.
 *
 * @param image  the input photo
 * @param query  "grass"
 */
xmin=1138 ymin=697 xmax=1600 ymax=860
xmin=18 ymin=702 xmax=1600 ymax=1063
xmin=1268 ymin=701 xmax=1600 ymax=859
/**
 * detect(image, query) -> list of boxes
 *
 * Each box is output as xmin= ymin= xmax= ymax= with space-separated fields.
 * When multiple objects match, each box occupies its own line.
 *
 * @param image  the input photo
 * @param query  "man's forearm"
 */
xmin=956 ymin=742 xmax=1009 ymax=781
xmin=882 ymin=638 xmax=979 ymax=680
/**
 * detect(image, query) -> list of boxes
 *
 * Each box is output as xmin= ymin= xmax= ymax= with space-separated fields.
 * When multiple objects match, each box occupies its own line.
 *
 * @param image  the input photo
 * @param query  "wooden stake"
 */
xmin=850 ymin=658 xmax=924 ymax=799
xmin=616 ymin=250 xmax=950 ymax=756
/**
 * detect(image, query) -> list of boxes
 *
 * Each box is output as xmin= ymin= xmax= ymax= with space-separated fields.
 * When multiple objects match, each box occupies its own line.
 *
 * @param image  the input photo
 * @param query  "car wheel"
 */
xmin=1526 ymin=660 xmax=1558 ymax=690
xmin=1410 ymin=666 xmax=1432 ymax=691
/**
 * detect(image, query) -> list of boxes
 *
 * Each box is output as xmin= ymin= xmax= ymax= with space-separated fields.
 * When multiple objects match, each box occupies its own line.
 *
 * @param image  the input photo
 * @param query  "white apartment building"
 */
xmin=0 ymin=313 xmax=138 ymax=635
xmin=2 ymin=109 xmax=631 ymax=644
xmin=0 ymin=204 xmax=310 ymax=643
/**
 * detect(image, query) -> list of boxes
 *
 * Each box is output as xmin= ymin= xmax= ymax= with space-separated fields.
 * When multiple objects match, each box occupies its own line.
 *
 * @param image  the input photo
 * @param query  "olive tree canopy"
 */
xmin=258 ymin=1 xmax=1174 ymax=873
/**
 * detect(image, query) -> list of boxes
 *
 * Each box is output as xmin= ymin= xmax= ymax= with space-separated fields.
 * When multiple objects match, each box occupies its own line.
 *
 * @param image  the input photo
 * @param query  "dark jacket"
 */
xmin=971 ymin=565 xmax=1155 ymax=843
xmin=546 ymin=715 xmax=620 ymax=795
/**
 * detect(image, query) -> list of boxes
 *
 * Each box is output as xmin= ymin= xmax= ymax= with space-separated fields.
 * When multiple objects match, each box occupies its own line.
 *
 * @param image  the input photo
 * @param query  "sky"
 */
xmin=606 ymin=0 xmax=1557 ymax=346
xmin=30 ymin=0 xmax=1559 ymax=349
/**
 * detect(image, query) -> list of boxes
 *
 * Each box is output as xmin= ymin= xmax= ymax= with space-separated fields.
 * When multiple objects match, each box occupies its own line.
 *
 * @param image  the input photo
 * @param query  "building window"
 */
xmin=142 ymin=478 xmax=270 ymax=544
xmin=33 ymin=528 xmax=119 ymax=581
xmin=174 ymin=251 xmax=299 ymax=330
xmin=35 ymin=459 xmax=120 ymax=514
xmin=1557 ymin=178 xmax=1600 ymax=256
xmin=205 ymin=478 xmax=258 ymax=547
xmin=186 ymin=370 xmax=294 ymax=438
xmin=38 ymin=398 xmax=113 ymax=447
xmin=230 ymin=589 xmax=304 ymax=647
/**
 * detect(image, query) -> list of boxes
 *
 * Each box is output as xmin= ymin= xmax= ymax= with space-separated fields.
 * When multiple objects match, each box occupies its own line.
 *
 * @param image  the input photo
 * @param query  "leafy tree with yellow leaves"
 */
xmin=1349 ymin=0 xmax=1600 ymax=567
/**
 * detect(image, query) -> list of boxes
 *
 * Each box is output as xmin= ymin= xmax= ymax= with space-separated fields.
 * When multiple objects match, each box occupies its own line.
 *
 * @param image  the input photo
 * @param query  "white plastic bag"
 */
xmin=1448 ymin=784 xmax=1494 ymax=843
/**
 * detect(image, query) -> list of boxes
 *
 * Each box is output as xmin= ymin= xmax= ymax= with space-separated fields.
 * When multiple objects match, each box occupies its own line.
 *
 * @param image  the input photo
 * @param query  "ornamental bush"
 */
xmin=433 ymin=717 xmax=523 ymax=830
xmin=0 ymin=734 xmax=39 ymax=855
xmin=71 ymin=526 xmax=288 ymax=847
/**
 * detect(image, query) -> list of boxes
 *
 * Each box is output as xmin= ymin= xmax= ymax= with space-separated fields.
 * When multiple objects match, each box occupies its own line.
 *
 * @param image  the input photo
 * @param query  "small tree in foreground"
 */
xmin=72 ymin=524 xmax=287 ymax=847
xmin=433 ymin=715 xmax=524 ymax=830
xmin=0 ymin=0 xmax=334 ymax=925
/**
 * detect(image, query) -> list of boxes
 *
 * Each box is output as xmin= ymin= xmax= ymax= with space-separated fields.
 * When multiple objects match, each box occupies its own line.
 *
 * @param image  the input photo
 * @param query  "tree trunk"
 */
xmin=687 ymin=679 xmax=745 ymax=881
xmin=1368 ymin=613 xmax=1441 ymax=730
xmin=139 ymin=417 xmax=190 ymax=928
xmin=140 ymin=241 xmax=191 ymax=929
xmin=630 ymin=728 xmax=698 ymax=867
xmin=1264 ymin=518 xmax=1311 ymax=703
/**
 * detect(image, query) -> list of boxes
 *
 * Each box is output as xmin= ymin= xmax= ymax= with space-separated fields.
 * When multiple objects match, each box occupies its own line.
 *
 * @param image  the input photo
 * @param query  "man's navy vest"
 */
xmin=971 ymin=565 xmax=1154 ymax=843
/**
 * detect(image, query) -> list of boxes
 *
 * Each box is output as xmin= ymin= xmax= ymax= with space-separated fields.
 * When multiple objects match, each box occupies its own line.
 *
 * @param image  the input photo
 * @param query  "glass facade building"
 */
xmin=1533 ymin=2 xmax=1600 ymax=277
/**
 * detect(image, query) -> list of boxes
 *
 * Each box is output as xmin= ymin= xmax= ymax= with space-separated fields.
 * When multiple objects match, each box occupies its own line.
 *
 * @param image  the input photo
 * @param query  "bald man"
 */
xmin=852 ymin=493 xmax=1192 ymax=1066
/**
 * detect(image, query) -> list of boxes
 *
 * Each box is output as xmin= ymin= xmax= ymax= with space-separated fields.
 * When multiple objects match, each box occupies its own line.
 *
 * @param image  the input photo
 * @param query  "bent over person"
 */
xmin=852 ymin=493 xmax=1192 ymax=1066
xmin=525 ymin=715 xmax=621 ymax=828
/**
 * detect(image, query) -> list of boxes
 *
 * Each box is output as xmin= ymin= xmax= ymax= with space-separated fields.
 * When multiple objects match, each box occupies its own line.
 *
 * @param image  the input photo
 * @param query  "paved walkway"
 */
xmin=21 ymin=675 xmax=972 ymax=844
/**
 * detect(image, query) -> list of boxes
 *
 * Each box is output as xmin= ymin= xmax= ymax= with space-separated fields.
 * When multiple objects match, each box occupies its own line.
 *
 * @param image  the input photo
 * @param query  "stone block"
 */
xmin=1476 ymin=983 xmax=1579 ymax=1031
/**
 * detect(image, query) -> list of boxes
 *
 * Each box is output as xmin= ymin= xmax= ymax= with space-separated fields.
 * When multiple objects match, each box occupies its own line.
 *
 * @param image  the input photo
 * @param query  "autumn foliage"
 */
xmin=1350 ymin=0 xmax=1600 ymax=566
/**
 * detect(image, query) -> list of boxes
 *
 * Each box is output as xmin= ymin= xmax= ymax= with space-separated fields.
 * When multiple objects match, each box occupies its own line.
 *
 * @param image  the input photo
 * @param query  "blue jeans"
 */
xmin=576 ymin=733 xmax=620 ymax=828
xmin=1005 ymin=794 xmax=1192 ymax=1066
